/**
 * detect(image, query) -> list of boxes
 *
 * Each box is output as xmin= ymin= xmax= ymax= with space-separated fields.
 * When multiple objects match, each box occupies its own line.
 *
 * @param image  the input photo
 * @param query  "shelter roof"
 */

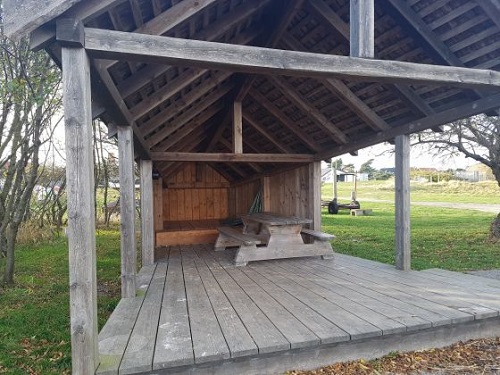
xmin=4 ymin=0 xmax=500 ymax=182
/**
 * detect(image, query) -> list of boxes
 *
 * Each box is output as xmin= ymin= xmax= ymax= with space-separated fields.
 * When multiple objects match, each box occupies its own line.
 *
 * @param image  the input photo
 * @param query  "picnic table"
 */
xmin=214 ymin=212 xmax=335 ymax=266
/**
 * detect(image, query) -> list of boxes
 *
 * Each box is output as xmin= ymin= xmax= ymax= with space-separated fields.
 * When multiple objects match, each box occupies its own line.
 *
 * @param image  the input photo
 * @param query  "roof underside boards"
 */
xmin=5 ymin=0 xmax=500 ymax=183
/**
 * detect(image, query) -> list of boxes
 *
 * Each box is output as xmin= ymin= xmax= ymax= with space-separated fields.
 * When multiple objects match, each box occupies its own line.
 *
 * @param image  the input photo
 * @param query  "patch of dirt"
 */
xmin=286 ymin=337 xmax=500 ymax=374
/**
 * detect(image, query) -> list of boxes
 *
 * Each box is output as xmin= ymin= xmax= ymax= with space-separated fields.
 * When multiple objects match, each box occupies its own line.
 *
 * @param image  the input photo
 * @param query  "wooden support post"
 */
xmin=350 ymin=0 xmax=375 ymax=58
xmin=308 ymin=162 xmax=322 ymax=231
xmin=140 ymin=159 xmax=155 ymax=266
xmin=117 ymin=125 xmax=137 ymax=298
xmin=395 ymin=135 xmax=411 ymax=270
xmin=233 ymin=101 xmax=243 ymax=154
xmin=153 ymin=178 xmax=163 ymax=232
xmin=59 ymin=19 xmax=98 ymax=374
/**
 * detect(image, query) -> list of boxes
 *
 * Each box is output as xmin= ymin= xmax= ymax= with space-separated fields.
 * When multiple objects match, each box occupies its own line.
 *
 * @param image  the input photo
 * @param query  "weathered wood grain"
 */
xmin=140 ymin=159 xmax=155 ymax=266
xmin=180 ymin=248 xmax=231 ymax=363
xmin=191 ymin=250 xmax=259 ymax=357
xmin=395 ymin=135 xmax=411 ymax=270
xmin=150 ymin=152 xmax=315 ymax=163
xmin=118 ymin=126 xmax=137 ymax=297
xmin=120 ymin=262 xmax=167 ymax=374
xmin=61 ymin=44 xmax=99 ymax=374
xmin=153 ymin=248 xmax=194 ymax=369
xmin=84 ymin=27 xmax=500 ymax=88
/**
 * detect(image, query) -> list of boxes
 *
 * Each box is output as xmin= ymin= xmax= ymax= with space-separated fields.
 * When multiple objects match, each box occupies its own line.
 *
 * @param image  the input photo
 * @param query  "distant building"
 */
xmin=321 ymin=169 xmax=368 ymax=182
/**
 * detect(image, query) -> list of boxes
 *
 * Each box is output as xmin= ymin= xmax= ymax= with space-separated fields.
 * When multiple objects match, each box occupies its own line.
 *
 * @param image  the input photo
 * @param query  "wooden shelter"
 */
xmin=4 ymin=0 xmax=500 ymax=374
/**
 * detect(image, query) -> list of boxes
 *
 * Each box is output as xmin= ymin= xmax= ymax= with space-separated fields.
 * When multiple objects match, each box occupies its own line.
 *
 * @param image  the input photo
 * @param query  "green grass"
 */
xmin=322 ymin=179 xmax=500 ymax=204
xmin=322 ymin=203 xmax=500 ymax=271
xmin=0 ymin=227 xmax=121 ymax=374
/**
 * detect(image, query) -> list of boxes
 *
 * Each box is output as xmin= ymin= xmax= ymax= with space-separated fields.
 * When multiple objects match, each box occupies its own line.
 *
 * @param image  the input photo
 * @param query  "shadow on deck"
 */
xmin=97 ymin=245 xmax=500 ymax=375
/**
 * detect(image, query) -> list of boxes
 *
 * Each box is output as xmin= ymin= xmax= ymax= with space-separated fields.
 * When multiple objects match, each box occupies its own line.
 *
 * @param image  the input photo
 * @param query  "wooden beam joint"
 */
xmin=56 ymin=18 xmax=85 ymax=48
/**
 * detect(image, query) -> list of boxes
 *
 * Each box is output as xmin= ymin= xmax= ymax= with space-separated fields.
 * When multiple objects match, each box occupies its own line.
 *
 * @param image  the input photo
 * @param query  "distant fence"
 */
xmin=455 ymin=171 xmax=494 ymax=182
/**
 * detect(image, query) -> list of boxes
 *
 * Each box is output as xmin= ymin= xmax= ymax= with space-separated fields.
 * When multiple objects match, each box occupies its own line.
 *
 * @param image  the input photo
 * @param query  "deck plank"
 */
xmin=197 ymin=249 xmax=291 ymax=354
xmin=190 ymin=249 xmax=259 ymax=358
xmin=136 ymin=263 xmax=158 ymax=296
xmin=421 ymin=268 xmax=500 ymax=291
xmin=180 ymin=246 xmax=231 ymax=363
xmin=119 ymin=262 xmax=167 ymax=374
xmin=225 ymin=266 xmax=321 ymax=349
xmin=298 ymin=259 xmax=453 ymax=327
xmin=322 ymin=256 xmax=495 ymax=321
xmin=96 ymin=296 xmax=145 ymax=375
xmin=240 ymin=267 xmax=350 ymax=344
xmin=277 ymin=260 xmax=429 ymax=333
xmin=250 ymin=263 xmax=382 ymax=340
xmin=335 ymin=255 xmax=500 ymax=316
xmin=153 ymin=248 xmax=194 ymax=370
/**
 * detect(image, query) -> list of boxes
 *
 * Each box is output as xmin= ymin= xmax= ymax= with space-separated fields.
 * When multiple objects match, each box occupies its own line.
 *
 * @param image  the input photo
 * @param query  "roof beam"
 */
xmin=386 ymin=0 xmax=465 ymax=67
xmin=30 ymin=0 xmax=127 ymax=50
xmin=386 ymin=0 xmax=498 ymax=115
xmin=476 ymin=1 xmax=500 ymax=30
xmin=218 ymin=138 xmax=264 ymax=173
xmin=318 ymin=91 xmax=500 ymax=160
xmin=154 ymin=102 xmax=226 ymax=151
xmin=307 ymin=0 xmax=440 ymax=125
xmin=150 ymin=152 xmax=315 ymax=163
xmin=147 ymin=83 xmax=233 ymax=149
xmin=242 ymin=113 xmax=294 ymax=154
xmin=268 ymin=76 xmax=349 ymax=144
xmin=137 ymin=70 xmax=233 ymax=135
xmin=283 ymin=35 xmax=390 ymax=131
xmin=248 ymin=89 xmax=321 ymax=153
xmin=115 ymin=0 xmax=272 ymax=99
xmin=235 ymin=0 xmax=305 ymax=101
xmin=84 ymin=27 xmax=500 ymax=88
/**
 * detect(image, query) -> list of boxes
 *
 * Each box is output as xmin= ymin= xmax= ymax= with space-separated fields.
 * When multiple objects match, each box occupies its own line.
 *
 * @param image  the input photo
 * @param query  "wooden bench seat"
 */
xmin=301 ymin=228 xmax=335 ymax=241
xmin=214 ymin=226 xmax=263 ymax=251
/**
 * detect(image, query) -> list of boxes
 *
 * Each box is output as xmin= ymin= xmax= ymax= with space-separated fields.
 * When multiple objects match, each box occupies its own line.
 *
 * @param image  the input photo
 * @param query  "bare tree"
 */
xmin=415 ymin=115 xmax=500 ymax=186
xmin=414 ymin=114 xmax=500 ymax=240
xmin=0 ymin=26 xmax=62 ymax=284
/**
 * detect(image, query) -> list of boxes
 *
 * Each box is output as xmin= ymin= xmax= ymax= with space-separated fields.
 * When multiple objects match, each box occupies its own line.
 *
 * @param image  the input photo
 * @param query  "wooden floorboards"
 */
xmin=96 ymin=246 xmax=500 ymax=375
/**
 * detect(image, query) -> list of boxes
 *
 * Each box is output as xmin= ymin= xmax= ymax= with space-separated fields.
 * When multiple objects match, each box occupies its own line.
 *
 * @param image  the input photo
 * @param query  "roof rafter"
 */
xmin=242 ymin=113 xmax=294 ymax=154
xmin=137 ymin=70 xmax=233 ymax=136
xmin=84 ymin=27 xmax=500 ymax=88
xmin=235 ymin=0 xmax=305 ymax=101
xmin=248 ymin=89 xmax=321 ymax=153
xmin=476 ymin=1 xmax=500 ymax=30
xmin=386 ymin=0 xmax=497 ymax=115
xmin=147 ymin=83 xmax=233 ymax=149
xmin=114 ymin=0 xmax=270 ymax=98
xmin=307 ymin=0 xmax=437 ymax=119
xmin=283 ymin=34 xmax=391 ymax=131
xmin=153 ymin=101 xmax=227 ymax=151
xmin=268 ymin=76 xmax=349 ymax=144
xmin=319 ymin=91 xmax=500 ymax=160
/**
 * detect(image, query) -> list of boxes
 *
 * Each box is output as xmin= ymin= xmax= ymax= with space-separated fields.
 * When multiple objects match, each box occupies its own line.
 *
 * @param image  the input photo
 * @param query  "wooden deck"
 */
xmin=97 ymin=245 xmax=500 ymax=375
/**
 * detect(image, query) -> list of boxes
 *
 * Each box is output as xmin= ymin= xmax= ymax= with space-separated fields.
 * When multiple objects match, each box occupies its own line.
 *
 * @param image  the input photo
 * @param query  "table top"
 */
xmin=242 ymin=212 xmax=312 ymax=226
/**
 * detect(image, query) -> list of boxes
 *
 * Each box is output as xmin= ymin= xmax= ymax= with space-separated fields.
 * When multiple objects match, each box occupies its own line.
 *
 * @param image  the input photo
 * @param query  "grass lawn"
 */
xmin=0 ymin=228 xmax=121 ymax=374
xmin=0 ymin=184 xmax=499 ymax=373
xmin=322 ymin=179 xmax=499 ymax=204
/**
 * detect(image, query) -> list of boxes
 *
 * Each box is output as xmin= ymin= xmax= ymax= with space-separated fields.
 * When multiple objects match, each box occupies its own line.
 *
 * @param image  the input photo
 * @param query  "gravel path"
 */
xmin=363 ymin=199 xmax=500 ymax=214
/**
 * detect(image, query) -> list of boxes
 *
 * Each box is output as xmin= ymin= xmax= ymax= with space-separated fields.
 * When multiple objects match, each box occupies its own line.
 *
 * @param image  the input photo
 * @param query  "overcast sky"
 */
xmin=332 ymin=142 xmax=474 ymax=171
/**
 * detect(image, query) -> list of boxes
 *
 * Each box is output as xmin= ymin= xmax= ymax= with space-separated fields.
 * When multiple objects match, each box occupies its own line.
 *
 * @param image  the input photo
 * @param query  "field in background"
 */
xmin=322 ymin=179 xmax=499 ymax=204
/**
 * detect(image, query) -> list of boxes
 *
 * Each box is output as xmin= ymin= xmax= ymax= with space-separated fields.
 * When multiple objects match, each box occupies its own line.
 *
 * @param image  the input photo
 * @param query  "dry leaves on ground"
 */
xmin=287 ymin=337 xmax=500 ymax=375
